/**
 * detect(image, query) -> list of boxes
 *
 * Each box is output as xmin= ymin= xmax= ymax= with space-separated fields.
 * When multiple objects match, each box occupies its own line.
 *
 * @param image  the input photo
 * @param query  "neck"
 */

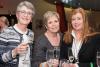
xmin=46 ymin=31 xmax=58 ymax=37
xmin=74 ymin=30 xmax=82 ymax=40
xmin=16 ymin=23 xmax=27 ymax=32
xmin=45 ymin=31 xmax=60 ymax=47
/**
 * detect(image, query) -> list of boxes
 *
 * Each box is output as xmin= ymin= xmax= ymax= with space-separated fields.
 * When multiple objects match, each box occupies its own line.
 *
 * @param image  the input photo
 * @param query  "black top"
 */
xmin=60 ymin=33 xmax=100 ymax=67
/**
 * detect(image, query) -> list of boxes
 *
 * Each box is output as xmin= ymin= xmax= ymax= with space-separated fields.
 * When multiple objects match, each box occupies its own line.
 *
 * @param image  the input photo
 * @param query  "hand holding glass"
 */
xmin=21 ymin=35 xmax=33 ymax=64
xmin=46 ymin=47 xmax=60 ymax=67
xmin=68 ymin=48 xmax=74 ymax=63
xmin=54 ymin=47 xmax=60 ymax=60
xmin=46 ymin=49 xmax=54 ymax=67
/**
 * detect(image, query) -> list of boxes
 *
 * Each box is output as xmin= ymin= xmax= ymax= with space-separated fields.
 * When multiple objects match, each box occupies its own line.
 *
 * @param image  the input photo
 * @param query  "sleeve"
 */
xmin=78 ymin=34 xmax=100 ymax=67
xmin=60 ymin=41 xmax=68 ymax=60
xmin=0 ymin=29 xmax=14 ymax=62
xmin=32 ymin=36 xmax=47 ymax=67
xmin=78 ymin=62 xmax=97 ymax=67
xmin=96 ymin=34 xmax=100 ymax=51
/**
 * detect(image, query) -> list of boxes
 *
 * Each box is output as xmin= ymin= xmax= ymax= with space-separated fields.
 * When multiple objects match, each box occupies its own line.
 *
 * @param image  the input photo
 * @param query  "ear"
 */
xmin=16 ymin=12 xmax=19 ymax=19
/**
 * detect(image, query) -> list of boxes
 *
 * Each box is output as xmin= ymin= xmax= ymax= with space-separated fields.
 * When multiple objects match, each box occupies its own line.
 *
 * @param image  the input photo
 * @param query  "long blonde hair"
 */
xmin=64 ymin=8 xmax=92 ymax=43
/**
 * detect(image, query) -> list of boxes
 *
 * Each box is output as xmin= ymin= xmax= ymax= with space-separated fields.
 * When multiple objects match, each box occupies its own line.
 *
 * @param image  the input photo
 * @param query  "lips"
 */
xmin=74 ymin=23 xmax=80 ymax=27
xmin=22 ymin=18 xmax=29 ymax=21
xmin=52 ymin=27 xmax=59 ymax=29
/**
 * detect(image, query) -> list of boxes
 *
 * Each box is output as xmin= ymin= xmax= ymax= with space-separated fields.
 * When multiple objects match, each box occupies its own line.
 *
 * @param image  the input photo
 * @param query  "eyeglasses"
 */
xmin=18 ymin=11 xmax=33 ymax=16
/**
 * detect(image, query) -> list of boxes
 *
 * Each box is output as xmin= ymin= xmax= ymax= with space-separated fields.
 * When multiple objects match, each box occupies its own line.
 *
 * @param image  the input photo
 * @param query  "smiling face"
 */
xmin=71 ymin=13 xmax=84 ymax=32
xmin=16 ymin=6 xmax=33 ymax=25
xmin=46 ymin=15 xmax=60 ymax=33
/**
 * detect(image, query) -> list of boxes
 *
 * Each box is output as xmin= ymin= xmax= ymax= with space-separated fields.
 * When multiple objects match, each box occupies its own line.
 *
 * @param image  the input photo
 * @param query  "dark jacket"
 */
xmin=60 ymin=33 xmax=100 ymax=67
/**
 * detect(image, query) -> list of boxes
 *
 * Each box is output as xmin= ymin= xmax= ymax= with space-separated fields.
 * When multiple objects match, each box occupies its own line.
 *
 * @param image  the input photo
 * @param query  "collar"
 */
xmin=13 ymin=24 xmax=28 ymax=35
xmin=71 ymin=30 xmax=76 ymax=39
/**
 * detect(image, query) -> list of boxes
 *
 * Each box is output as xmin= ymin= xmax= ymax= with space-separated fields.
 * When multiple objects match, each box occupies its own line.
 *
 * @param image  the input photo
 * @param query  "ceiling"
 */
xmin=0 ymin=0 xmax=100 ymax=15
xmin=44 ymin=0 xmax=100 ymax=11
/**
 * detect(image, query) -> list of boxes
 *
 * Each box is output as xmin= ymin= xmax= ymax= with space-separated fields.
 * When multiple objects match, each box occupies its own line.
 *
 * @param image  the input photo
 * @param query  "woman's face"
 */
xmin=46 ymin=16 xmax=60 ymax=33
xmin=71 ymin=13 xmax=84 ymax=31
xmin=16 ymin=6 xmax=33 ymax=25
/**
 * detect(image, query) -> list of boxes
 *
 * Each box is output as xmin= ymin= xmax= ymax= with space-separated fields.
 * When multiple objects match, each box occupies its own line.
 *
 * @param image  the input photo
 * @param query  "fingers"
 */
xmin=19 ymin=43 xmax=28 ymax=49
xmin=62 ymin=63 xmax=76 ymax=67
xmin=48 ymin=59 xmax=59 ymax=67
xmin=16 ymin=43 xmax=29 ymax=54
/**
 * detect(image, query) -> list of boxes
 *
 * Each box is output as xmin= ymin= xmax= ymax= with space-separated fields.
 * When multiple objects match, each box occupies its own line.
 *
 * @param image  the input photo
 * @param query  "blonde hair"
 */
xmin=64 ymin=8 xmax=92 ymax=43
xmin=43 ymin=11 xmax=60 ymax=26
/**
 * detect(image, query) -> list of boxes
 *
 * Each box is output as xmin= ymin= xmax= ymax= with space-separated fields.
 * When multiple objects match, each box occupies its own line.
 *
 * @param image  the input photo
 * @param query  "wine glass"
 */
xmin=21 ymin=34 xmax=33 ymax=65
xmin=97 ymin=51 xmax=100 ymax=67
xmin=68 ymin=48 xmax=74 ymax=63
xmin=46 ymin=49 xmax=54 ymax=67
xmin=59 ymin=59 xmax=68 ymax=67
xmin=54 ymin=46 xmax=60 ymax=60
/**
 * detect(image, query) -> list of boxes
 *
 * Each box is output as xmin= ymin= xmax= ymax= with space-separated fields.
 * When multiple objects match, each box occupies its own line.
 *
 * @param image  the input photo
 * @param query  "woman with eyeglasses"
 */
xmin=0 ymin=1 xmax=35 ymax=67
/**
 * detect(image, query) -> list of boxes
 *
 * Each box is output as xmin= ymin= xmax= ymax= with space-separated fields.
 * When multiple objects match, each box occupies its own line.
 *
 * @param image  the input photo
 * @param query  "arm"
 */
xmin=0 ymin=29 xmax=28 ymax=62
xmin=0 ymin=31 xmax=14 ymax=62
xmin=32 ymin=36 xmax=47 ymax=67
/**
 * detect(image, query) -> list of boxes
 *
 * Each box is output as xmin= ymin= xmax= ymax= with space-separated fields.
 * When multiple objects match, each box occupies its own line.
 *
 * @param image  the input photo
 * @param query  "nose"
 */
xmin=74 ymin=19 xmax=78 ymax=23
xmin=24 ymin=12 xmax=29 ymax=17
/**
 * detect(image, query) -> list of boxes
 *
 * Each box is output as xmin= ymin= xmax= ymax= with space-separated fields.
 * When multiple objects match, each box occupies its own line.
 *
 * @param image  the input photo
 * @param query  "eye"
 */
xmin=48 ymin=21 xmax=52 ymax=24
xmin=27 ymin=12 xmax=33 ymax=15
xmin=77 ymin=17 xmax=81 ymax=20
xmin=54 ymin=20 xmax=59 ymax=23
xmin=19 ymin=11 xmax=26 ymax=14
xmin=72 ymin=18 xmax=75 ymax=21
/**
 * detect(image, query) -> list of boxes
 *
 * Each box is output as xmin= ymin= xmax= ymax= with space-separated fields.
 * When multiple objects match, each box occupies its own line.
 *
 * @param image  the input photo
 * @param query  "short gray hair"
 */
xmin=16 ymin=1 xmax=35 ymax=16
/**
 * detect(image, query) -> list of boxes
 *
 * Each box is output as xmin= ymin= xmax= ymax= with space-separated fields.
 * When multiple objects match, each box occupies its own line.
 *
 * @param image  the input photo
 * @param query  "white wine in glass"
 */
xmin=46 ymin=49 xmax=54 ymax=67
xmin=68 ymin=48 xmax=74 ymax=63
xmin=22 ymin=35 xmax=33 ymax=64
xmin=54 ymin=47 xmax=60 ymax=59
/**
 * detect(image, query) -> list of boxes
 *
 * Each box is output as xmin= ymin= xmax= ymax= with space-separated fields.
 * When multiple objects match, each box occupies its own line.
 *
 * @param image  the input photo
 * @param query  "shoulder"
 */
xmin=86 ymin=32 xmax=100 ymax=43
xmin=0 ymin=26 xmax=18 ymax=42
xmin=28 ymin=29 xmax=34 ymax=39
xmin=36 ymin=34 xmax=47 ymax=42
xmin=92 ymin=32 xmax=100 ymax=41
xmin=0 ymin=26 xmax=15 ymax=37
xmin=87 ymin=32 xmax=100 ymax=39
xmin=34 ymin=34 xmax=48 ymax=48
xmin=28 ymin=29 xmax=34 ymax=35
